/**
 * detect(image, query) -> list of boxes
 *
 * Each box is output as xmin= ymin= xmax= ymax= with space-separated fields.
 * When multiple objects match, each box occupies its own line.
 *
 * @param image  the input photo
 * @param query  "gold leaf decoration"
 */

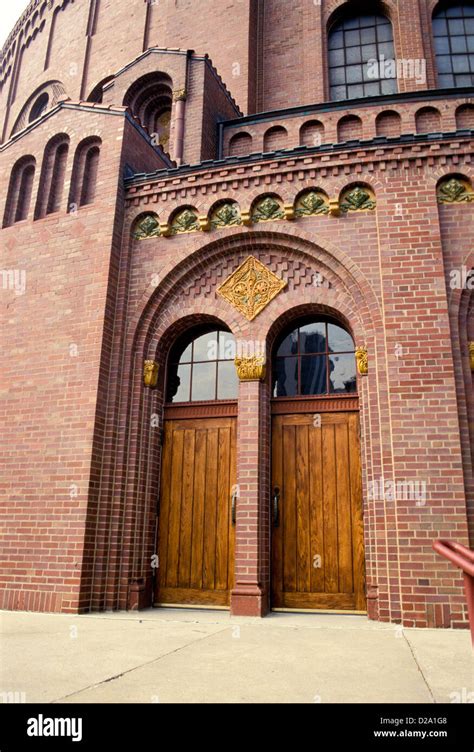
xmin=355 ymin=346 xmax=368 ymax=376
xmin=234 ymin=356 xmax=266 ymax=381
xmin=143 ymin=360 xmax=159 ymax=388
xmin=217 ymin=255 xmax=287 ymax=321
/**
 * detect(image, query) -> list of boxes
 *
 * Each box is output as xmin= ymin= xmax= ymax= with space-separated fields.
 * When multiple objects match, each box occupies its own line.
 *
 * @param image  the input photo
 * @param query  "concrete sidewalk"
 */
xmin=0 ymin=609 xmax=472 ymax=703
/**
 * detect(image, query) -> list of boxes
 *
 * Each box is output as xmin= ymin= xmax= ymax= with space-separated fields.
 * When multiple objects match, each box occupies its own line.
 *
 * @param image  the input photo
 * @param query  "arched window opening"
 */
xmin=166 ymin=327 xmax=239 ymax=404
xmin=35 ymin=135 xmax=69 ymax=219
xmin=87 ymin=76 xmax=114 ymax=104
xmin=433 ymin=3 xmax=474 ymax=88
xmin=29 ymin=92 xmax=49 ymax=122
xmin=68 ymin=138 xmax=101 ymax=211
xmin=272 ymin=318 xmax=357 ymax=398
xmin=123 ymin=73 xmax=173 ymax=149
xmin=3 ymin=156 xmax=36 ymax=227
xmin=328 ymin=10 xmax=397 ymax=100
xmin=151 ymin=107 xmax=171 ymax=150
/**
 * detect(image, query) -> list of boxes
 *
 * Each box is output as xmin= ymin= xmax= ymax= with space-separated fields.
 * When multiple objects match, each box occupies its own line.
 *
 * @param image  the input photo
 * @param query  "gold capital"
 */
xmin=469 ymin=342 xmax=474 ymax=372
xmin=144 ymin=360 xmax=159 ymax=388
xmin=234 ymin=356 xmax=266 ymax=382
xmin=355 ymin=346 xmax=368 ymax=376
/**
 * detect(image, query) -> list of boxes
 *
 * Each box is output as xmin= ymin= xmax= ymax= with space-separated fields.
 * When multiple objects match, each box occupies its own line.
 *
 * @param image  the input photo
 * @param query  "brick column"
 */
xmin=231 ymin=360 xmax=269 ymax=617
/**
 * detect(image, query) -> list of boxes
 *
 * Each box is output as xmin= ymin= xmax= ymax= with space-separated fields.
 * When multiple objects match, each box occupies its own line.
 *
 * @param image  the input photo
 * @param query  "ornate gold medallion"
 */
xmin=217 ymin=255 xmax=287 ymax=321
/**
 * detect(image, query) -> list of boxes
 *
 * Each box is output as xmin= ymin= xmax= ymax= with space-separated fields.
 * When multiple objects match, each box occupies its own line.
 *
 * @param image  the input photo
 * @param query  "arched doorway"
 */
xmin=270 ymin=316 xmax=366 ymax=612
xmin=154 ymin=325 xmax=239 ymax=607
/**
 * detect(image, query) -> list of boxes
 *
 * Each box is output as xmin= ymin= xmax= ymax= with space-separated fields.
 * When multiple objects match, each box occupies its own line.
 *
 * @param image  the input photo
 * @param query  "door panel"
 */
xmin=272 ymin=412 xmax=365 ymax=611
xmin=155 ymin=417 xmax=236 ymax=606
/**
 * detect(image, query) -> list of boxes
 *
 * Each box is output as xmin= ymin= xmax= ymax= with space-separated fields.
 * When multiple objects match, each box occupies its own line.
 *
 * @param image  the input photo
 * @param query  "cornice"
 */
xmin=124 ymin=133 xmax=474 ymax=205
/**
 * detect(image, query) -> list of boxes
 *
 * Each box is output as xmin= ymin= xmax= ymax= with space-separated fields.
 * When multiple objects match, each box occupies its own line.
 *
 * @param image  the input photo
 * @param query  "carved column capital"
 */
xmin=234 ymin=356 xmax=266 ymax=382
xmin=143 ymin=360 xmax=159 ymax=388
xmin=355 ymin=346 xmax=368 ymax=376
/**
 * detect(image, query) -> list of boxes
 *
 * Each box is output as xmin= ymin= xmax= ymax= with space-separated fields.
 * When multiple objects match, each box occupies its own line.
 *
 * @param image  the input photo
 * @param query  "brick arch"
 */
xmin=266 ymin=302 xmax=358 ymax=353
xmin=415 ymin=106 xmax=442 ymax=134
xmin=166 ymin=204 xmax=200 ymax=224
xmin=456 ymin=103 xmax=474 ymax=130
xmin=249 ymin=191 xmax=285 ymax=213
xmin=294 ymin=186 xmax=330 ymax=202
xmin=325 ymin=0 xmax=398 ymax=28
xmin=375 ymin=109 xmax=402 ymax=138
xmin=148 ymin=304 xmax=242 ymax=367
xmin=263 ymin=126 xmax=288 ymax=152
xmin=228 ymin=131 xmax=252 ymax=157
xmin=129 ymin=227 xmax=383 ymax=355
xmin=87 ymin=228 xmax=393 ymax=612
xmin=337 ymin=114 xmax=363 ymax=143
xmin=426 ymin=164 xmax=474 ymax=189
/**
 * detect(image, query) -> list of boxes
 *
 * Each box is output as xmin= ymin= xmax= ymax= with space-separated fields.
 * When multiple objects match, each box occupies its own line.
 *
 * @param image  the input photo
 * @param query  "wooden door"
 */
xmin=271 ymin=412 xmax=365 ymax=611
xmin=155 ymin=417 xmax=236 ymax=607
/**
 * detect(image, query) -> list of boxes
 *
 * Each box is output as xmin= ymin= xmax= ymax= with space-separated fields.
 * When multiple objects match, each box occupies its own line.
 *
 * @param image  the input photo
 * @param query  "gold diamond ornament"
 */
xmin=217 ymin=255 xmax=287 ymax=321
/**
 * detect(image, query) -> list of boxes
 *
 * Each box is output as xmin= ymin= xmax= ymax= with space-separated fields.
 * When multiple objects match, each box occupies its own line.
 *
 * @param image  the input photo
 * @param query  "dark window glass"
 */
xmin=272 ymin=319 xmax=357 ymax=398
xmin=301 ymin=356 xmax=327 ymax=395
xmin=329 ymin=12 xmax=396 ymax=100
xmin=29 ymin=93 xmax=49 ymax=123
xmin=166 ymin=329 xmax=238 ymax=403
xmin=299 ymin=322 xmax=326 ymax=353
xmin=273 ymin=357 xmax=298 ymax=397
xmin=433 ymin=5 xmax=474 ymax=88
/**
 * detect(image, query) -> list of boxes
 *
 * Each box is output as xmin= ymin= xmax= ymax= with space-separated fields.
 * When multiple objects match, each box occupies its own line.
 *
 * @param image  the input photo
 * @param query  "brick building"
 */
xmin=1 ymin=0 xmax=473 ymax=628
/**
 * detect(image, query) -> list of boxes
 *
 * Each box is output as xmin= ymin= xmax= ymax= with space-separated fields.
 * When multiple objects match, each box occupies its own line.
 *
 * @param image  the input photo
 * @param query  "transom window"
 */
xmin=166 ymin=328 xmax=239 ymax=403
xmin=433 ymin=4 xmax=474 ymax=88
xmin=272 ymin=319 xmax=357 ymax=398
xmin=329 ymin=13 xmax=397 ymax=101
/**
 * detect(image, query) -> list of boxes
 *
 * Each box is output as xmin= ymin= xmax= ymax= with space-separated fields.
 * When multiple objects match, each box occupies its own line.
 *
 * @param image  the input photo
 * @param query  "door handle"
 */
xmin=231 ymin=488 xmax=237 ymax=525
xmin=273 ymin=486 xmax=280 ymax=527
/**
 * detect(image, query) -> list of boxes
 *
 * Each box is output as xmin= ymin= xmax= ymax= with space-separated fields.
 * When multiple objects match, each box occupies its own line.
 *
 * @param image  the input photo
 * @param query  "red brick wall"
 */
xmin=1 ymin=0 xmax=473 ymax=629
xmin=1 ymin=0 xmax=467 ymax=142
xmin=222 ymin=95 xmax=470 ymax=158
xmin=0 ymin=104 xmax=165 ymax=613
xmin=78 ymin=132 xmax=472 ymax=627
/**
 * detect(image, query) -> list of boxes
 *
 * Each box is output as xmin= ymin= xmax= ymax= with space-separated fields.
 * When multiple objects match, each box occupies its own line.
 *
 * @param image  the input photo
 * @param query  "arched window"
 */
xmin=123 ymin=73 xmax=173 ymax=149
xmin=3 ymin=155 xmax=36 ymax=227
xmin=272 ymin=318 xmax=357 ymax=398
xmin=166 ymin=327 xmax=239 ymax=403
xmin=35 ymin=134 xmax=69 ymax=219
xmin=68 ymin=137 xmax=101 ymax=211
xmin=328 ymin=11 xmax=397 ymax=100
xmin=29 ymin=92 xmax=49 ymax=123
xmin=433 ymin=3 xmax=474 ymax=88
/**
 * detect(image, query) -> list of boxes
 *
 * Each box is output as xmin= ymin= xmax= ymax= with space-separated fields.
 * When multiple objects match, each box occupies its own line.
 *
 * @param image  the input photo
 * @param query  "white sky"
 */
xmin=1 ymin=0 xmax=30 ymax=49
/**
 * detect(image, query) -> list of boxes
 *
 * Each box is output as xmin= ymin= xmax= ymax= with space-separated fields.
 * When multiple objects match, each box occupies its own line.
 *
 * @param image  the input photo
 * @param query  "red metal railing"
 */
xmin=433 ymin=539 xmax=474 ymax=647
